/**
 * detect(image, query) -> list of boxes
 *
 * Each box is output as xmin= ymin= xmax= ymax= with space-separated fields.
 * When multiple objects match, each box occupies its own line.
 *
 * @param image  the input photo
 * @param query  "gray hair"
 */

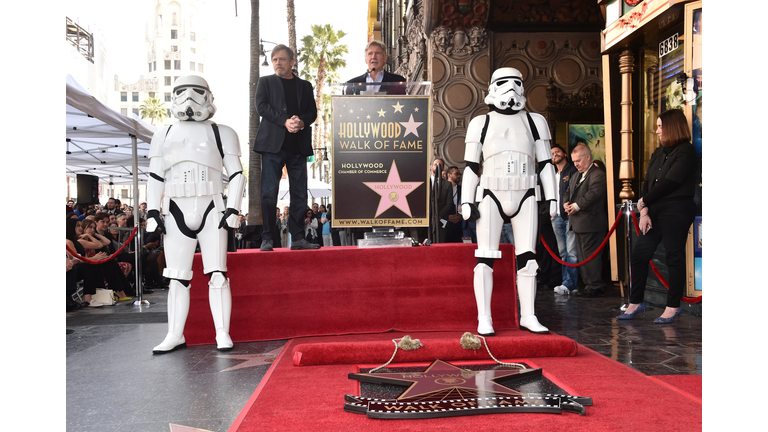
xmin=365 ymin=40 xmax=387 ymax=56
xmin=572 ymin=143 xmax=592 ymax=160
xmin=271 ymin=44 xmax=294 ymax=61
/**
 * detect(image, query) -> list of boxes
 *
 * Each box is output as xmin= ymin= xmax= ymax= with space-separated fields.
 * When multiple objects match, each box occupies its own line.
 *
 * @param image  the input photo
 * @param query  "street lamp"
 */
xmin=259 ymin=39 xmax=279 ymax=67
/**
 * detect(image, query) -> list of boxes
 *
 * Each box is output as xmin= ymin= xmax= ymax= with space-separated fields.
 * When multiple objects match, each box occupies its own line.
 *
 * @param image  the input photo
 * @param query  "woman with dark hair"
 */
xmin=617 ymin=109 xmax=696 ymax=323
xmin=68 ymin=219 xmax=133 ymax=304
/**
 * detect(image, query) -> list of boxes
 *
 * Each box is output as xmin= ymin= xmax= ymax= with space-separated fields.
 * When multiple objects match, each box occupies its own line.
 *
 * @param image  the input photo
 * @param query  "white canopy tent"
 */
xmin=66 ymin=74 xmax=157 ymax=188
xmin=66 ymin=74 xmax=158 ymax=304
xmin=278 ymin=177 xmax=332 ymax=200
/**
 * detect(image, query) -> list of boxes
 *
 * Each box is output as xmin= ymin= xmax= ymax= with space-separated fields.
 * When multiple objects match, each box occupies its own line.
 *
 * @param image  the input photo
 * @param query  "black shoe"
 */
xmin=582 ymin=289 xmax=604 ymax=298
xmin=291 ymin=239 xmax=320 ymax=250
xmin=260 ymin=240 xmax=274 ymax=251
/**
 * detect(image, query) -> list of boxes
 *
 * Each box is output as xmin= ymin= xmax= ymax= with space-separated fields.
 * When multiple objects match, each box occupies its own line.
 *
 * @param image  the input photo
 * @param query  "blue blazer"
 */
xmin=253 ymin=74 xmax=317 ymax=156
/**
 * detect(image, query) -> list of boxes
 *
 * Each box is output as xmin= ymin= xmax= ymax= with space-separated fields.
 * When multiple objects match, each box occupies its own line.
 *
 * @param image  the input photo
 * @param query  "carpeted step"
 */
xmin=292 ymin=330 xmax=578 ymax=366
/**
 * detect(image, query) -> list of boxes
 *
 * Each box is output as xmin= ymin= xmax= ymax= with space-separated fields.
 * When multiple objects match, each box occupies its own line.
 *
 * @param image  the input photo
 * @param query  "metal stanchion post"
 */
xmin=130 ymin=134 xmax=150 ymax=306
xmin=621 ymin=201 xmax=634 ymax=311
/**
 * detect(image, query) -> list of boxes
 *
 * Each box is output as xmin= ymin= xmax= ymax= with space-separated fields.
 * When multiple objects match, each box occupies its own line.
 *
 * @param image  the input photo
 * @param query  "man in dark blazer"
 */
xmin=345 ymin=40 xmax=407 ymax=95
xmin=563 ymin=144 xmax=608 ymax=297
xmin=253 ymin=44 xmax=319 ymax=251
xmin=439 ymin=166 xmax=464 ymax=243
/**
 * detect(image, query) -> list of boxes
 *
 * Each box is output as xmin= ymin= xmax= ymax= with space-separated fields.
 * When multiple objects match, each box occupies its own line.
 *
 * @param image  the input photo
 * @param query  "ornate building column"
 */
xmin=618 ymin=49 xmax=635 ymax=200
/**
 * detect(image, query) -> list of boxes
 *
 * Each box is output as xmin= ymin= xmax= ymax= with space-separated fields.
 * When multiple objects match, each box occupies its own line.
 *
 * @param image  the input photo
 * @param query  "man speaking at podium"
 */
xmin=346 ymin=40 xmax=406 ymax=95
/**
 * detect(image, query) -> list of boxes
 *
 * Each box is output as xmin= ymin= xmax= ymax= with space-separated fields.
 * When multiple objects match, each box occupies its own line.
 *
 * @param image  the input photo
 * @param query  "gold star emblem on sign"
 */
xmin=392 ymin=102 xmax=404 ymax=113
xmin=377 ymin=108 xmax=386 ymax=117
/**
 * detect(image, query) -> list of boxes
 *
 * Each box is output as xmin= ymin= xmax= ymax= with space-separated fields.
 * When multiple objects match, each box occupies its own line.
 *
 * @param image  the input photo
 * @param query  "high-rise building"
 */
xmin=114 ymin=0 xmax=207 ymax=125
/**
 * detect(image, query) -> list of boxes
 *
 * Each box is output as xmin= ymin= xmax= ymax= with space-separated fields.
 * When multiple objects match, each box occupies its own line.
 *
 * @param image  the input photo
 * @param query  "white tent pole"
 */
xmin=131 ymin=134 xmax=149 ymax=306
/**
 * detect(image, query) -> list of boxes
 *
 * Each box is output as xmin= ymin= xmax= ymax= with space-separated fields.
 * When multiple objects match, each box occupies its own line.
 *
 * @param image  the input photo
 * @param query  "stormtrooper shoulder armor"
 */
xmin=215 ymin=124 xmax=241 ymax=157
xmin=528 ymin=112 xmax=551 ymax=141
xmin=149 ymin=125 xmax=173 ymax=158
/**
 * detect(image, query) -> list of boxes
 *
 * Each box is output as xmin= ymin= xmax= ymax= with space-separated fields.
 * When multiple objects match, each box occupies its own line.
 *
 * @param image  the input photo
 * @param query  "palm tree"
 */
xmin=138 ymin=97 xmax=167 ymax=125
xmin=287 ymin=0 xmax=297 ymax=74
xmin=247 ymin=0 xmax=262 ymax=231
xmin=298 ymin=24 xmax=348 ymax=152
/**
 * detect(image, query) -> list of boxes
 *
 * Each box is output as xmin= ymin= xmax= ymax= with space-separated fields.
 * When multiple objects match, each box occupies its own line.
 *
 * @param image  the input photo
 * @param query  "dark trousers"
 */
xmin=260 ymin=150 xmax=308 ymax=243
xmin=630 ymin=202 xmax=695 ymax=308
xmin=538 ymin=213 xmax=562 ymax=286
xmin=574 ymin=230 xmax=606 ymax=292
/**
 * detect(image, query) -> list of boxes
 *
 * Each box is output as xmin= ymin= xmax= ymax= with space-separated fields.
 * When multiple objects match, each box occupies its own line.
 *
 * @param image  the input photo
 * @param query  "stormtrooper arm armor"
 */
xmin=530 ymin=113 xmax=557 ymax=204
xmin=218 ymin=125 xmax=246 ymax=229
xmin=461 ymin=116 xmax=486 ymax=221
xmin=146 ymin=126 xmax=170 ymax=233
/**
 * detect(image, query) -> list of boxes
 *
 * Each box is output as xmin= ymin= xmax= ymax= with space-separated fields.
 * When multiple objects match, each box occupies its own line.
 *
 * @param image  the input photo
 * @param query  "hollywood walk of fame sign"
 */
xmin=331 ymin=94 xmax=431 ymax=228
xmin=345 ymin=359 xmax=592 ymax=419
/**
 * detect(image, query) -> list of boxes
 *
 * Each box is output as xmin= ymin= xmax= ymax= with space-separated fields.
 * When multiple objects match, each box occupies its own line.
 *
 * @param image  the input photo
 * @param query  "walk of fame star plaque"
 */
xmin=330 ymin=93 xmax=431 ymax=228
xmin=345 ymin=359 xmax=591 ymax=418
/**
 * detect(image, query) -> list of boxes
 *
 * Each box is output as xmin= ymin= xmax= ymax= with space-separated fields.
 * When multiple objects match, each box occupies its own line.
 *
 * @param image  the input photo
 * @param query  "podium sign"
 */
xmin=331 ymin=87 xmax=431 ymax=228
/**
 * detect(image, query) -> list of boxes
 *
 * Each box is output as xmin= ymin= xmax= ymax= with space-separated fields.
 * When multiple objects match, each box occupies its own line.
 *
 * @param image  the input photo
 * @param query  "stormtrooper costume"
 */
xmin=146 ymin=75 xmax=246 ymax=353
xmin=461 ymin=68 xmax=557 ymax=336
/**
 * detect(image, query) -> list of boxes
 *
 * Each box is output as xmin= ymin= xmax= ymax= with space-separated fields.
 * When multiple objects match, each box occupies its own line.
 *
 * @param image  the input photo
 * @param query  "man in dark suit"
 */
xmin=345 ymin=40 xmax=407 ymax=95
xmin=563 ymin=144 xmax=608 ymax=297
xmin=253 ymin=44 xmax=319 ymax=251
xmin=440 ymin=166 xmax=464 ymax=242
xmin=430 ymin=158 xmax=448 ymax=243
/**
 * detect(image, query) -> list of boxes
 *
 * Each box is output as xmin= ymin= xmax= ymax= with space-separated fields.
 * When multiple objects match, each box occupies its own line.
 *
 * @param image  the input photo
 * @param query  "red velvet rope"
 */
xmin=66 ymin=226 xmax=139 ymax=264
xmin=540 ymin=210 xmax=624 ymax=268
xmin=629 ymin=211 xmax=702 ymax=304
xmin=539 ymin=208 xmax=701 ymax=304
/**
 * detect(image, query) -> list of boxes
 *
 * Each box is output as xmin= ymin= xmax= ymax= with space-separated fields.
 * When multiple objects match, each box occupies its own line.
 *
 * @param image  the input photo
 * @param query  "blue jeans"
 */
xmin=260 ymin=150 xmax=308 ymax=242
xmin=500 ymin=223 xmax=515 ymax=245
xmin=551 ymin=215 xmax=578 ymax=291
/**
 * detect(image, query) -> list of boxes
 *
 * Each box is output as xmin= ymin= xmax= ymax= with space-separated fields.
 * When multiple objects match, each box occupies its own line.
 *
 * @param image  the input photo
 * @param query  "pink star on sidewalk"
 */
xmin=214 ymin=346 xmax=284 ymax=372
xmin=364 ymin=160 xmax=424 ymax=217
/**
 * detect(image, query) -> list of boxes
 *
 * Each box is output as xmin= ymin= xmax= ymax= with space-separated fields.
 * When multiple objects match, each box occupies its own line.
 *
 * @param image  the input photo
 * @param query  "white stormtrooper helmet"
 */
xmin=484 ymin=67 xmax=526 ymax=111
xmin=171 ymin=75 xmax=217 ymax=121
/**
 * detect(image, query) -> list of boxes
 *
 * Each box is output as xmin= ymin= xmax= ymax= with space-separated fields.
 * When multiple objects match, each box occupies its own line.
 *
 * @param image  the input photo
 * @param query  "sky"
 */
xmin=65 ymin=0 xmax=370 ymax=156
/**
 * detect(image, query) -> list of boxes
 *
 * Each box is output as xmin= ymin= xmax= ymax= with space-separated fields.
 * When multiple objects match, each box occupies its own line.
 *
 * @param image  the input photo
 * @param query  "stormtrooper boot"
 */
xmin=517 ymin=260 xmax=549 ymax=334
xmin=208 ymin=272 xmax=233 ymax=351
xmin=153 ymin=279 xmax=190 ymax=353
xmin=473 ymin=263 xmax=495 ymax=336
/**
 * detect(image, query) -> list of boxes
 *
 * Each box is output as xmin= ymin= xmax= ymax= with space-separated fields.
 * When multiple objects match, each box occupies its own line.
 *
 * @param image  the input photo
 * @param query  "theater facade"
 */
xmin=368 ymin=0 xmax=702 ymax=307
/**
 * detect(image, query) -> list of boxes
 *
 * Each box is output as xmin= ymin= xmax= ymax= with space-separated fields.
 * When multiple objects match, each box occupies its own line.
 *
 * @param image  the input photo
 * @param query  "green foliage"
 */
xmin=138 ymin=97 xmax=168 ymax=125
xmin=298 ymin=24 xmax=348 ymax=89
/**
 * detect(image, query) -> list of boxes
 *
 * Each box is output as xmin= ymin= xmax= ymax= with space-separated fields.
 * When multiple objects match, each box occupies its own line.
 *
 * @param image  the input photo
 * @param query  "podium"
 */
xmin=328 ymin=82 xmax=432 ymax=232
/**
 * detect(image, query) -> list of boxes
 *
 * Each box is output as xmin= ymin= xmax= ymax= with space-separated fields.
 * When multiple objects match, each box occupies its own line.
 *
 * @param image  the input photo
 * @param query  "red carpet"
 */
xmin=186 ymin=244 xmax=518 ymax=345
xmin=651 ymin=375 xmax=702 ymax=401
xmin=291 ymin=329 xmax=578 ymax=366
xmin=230 ymin=331 xmax=702 ymax=431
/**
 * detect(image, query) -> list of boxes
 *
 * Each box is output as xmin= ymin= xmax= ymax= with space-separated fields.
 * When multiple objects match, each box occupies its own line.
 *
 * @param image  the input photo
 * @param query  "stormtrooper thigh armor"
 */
xmin=473 ymin=186 xmax=548 ymax=335
xmin=153 ymin=195 xmax=233 ymax=352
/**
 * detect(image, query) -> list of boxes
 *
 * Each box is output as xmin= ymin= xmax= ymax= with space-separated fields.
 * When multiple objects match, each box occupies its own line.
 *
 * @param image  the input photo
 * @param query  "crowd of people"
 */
xmin=66 ymin=198 xmax=167 ymax=310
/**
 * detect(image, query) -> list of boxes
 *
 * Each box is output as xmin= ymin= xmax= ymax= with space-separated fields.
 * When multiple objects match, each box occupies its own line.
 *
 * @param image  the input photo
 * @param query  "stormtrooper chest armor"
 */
xmin=480 ymin=113 xmax=537 ymax=192
xmin=161 ymin=122 xmax=224 ymax=198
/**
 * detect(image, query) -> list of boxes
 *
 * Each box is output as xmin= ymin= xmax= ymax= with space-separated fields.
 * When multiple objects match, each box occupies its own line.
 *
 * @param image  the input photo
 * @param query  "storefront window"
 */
xmin=640 ymin=24 xmax=685 ymax=186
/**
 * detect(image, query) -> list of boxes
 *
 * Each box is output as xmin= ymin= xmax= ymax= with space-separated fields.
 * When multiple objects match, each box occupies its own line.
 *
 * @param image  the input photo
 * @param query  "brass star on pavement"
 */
xmin=215 ymin=346 xmax=283 ymax=372
xmin=349 ymin=359 xmax=539 ymax=402
xmin=392 ymin=102 xmax=404 ymax=113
